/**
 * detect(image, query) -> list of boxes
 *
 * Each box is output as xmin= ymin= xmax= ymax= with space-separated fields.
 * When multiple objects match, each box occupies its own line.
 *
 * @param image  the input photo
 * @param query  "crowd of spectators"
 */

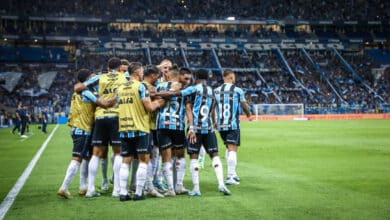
xmin=1 ymin=46 xmax=388 ymax=121
xmin=1 ymin=0 xmax=388 ymax=20
xmin=0 ymin=64 xmax=75 ymax=124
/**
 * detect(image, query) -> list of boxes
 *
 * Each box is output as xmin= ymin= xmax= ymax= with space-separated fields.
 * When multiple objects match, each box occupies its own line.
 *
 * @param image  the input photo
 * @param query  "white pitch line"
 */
xmin=0 ymin=124 xmax=59 ymax=220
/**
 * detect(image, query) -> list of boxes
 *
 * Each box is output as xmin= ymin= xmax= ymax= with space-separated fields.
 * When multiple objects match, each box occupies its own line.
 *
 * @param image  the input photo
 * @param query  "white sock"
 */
xmin=199 ymin=147 xmax=206 ymax=161
xmin=135 ymin=163 xmax=148 ymax=196
xmin=119 ymin=163 xmax=130 ymax=195
xmin=176 ymin=157 xmax=186 ymax=187
xmin=171 ymin=157 xmax=177 ymax=186
xmin=145 ymin=161 xmax=154 ymax=191
xmin=60 ymin=160 xmax=80 ymax=191
xmin=110 ymin=153 xmax=115 ymax=181
xmin=131 ymin=159 xmax=139 ymax=188
xmin=100 ymin=158 xmax=108 ymax=184
xmin=113 ymin=155 xmax=122 ymax=193
xmin=212 ymin=156 xmax=225 ymax=187
xmin=190 ymin=159 xmax=200 ymax=192
xmin=156 ymin=159 xmax=164 ymax=183
xmin=79 ymin=159 xmax=89 ymax=190
xmin=163 ymin=162 xmax=174 ymax=190
xmin=87 ymin=155 xmax=99 ymax=193
xmin=227 ymin=151 xmax=237 ymax=178
xmin=151 ymin=147 xmax=160 ymax=179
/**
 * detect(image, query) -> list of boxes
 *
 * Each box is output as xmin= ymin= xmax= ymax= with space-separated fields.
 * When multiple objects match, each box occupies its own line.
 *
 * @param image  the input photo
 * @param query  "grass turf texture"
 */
xmin=1 ymin=120 xmax=390 ymax=219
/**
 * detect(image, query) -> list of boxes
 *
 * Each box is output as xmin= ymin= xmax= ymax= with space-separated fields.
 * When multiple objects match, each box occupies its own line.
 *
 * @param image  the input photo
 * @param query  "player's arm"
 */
xmin=74 ymin=75 xmax=100 ymax=93
xmin=142 ymin=97 xmax=165 ymax=112
xmin=185 ymin=100 xmax=196 ymax=144
xmin=147 ymin=85 xmax=156 ymax=98
xmin=211 ymin=101 xmax=217 ymax=130
xmin=82 ymin=90 xmax=115 ymax=109
xmin=241 ymin=101 xmax=252 ymax=118
xmin=238 ymin=88 xmax=252 ymax=118
xmin=140 ymin=83 xmax=165 ymax=112
xmin=16 ymin=111 xmax=21 ymax=121
xmin=155 ymin=85 xmax=196 ymax=98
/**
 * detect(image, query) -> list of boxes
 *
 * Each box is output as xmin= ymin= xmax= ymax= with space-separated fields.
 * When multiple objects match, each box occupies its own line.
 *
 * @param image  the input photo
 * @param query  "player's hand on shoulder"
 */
xmin=74 ymin=82 xmax=86 ymax=93
xmin=170 ymin=82 xmax=182 ymax=91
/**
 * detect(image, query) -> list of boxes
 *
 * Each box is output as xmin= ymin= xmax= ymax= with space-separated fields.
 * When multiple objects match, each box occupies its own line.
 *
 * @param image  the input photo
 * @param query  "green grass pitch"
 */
xmin=1 ymin=120 xmax=390 ymax=220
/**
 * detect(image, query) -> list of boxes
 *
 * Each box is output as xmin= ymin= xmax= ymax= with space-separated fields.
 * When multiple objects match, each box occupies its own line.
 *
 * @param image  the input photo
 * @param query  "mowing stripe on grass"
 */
xmin=0 ymin=124 xmax=59 ymax=220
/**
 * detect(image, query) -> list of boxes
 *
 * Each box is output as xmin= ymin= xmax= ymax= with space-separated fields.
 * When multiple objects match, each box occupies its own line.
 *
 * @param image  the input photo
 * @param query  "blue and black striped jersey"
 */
xmin=214 ymin=83 xmax=246 ymax=131
xmin=156 ymin=82 xmax=187 ymax=130
xmin=181 ymin=83 xmax=215 ymax=134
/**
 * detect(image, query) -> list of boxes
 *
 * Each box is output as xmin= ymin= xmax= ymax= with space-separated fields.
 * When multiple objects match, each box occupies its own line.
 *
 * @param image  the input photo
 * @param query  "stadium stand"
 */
xmin=0 ymin=0 xmax=389 ymax=121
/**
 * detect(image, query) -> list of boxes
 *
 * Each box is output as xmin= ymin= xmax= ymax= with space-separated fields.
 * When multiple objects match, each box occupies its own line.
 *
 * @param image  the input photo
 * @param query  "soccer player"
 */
xmin=12 ymin=102 xmax=22 ymax=135
xmin=214 ymin=70 xmax=251 ymax=185
xmin=157 ymin=69 xmax=231 ymax=196
xmin=157 ymin=59 xmax=173 ymax=82
xmin=155 ymin=65 xmax=192 ymax=196
xmin=142 ymin=65 xmax=165 ymax=198
xmin=57 ymin=69 xmax=115 ymax=199
xmin=117 ymin=62 xmax=164 ymax=201
xmin=76 ymin=57 xmax=127 ymax=198
xmin=41 ymin=107 xmax=48 ymax=134
xmin=19 ymin=104 xmax=28 ymax=138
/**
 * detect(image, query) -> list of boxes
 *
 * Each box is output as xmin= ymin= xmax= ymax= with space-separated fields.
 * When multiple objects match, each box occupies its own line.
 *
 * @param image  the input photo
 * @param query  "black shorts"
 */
xmin=92 ymin=117 xmax=121 ymax=147
xmin=219 ymin=129 xmax=240 ymax=146
xmin=150 ymin=130 xmax=158 ymax=147
xmin=157 ymin=129 xmax=186 ymax=150
xmin=187 ymin=132 xmax=218 ymax=155
xmin=120 ymin=134 xmax=151 ymax=157
xmin=71 ymin=134 xmax=92 ymax=159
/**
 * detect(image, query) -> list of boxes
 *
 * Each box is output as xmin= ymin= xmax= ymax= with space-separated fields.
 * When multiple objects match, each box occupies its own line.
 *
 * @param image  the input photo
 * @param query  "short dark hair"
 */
xmin=128 ymin=62 xmax=143 ymax=75
xmin=77 ymin=69 xmax=92 ymax=82
xmin=195 ymin=69 xmax=209 ymax=80
xmin=144 ymin=65 xmax=160 ymax=77
xmin=108 ymin=57 xmax=121 ymax=70
xmin=223 ymin=69 xmax=234 ymax=77
xmin=121 ymin=59 xmax=130 ymax=66
xmin=179 ymin=67 xmax=192 ymax=75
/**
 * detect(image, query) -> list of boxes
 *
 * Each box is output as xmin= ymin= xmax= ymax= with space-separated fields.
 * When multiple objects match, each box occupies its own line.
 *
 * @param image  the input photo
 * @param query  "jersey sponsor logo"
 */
xmin=118 ymin=97 xmax=134 ymax=104
xmin=103 ymin=88 xmax=117 ymax=94
xmin=103 ymin=110 xmax=117 ymax=114
xmin=120 ymin=124 xmax=135 ymax=128
xmin=120 ymin=117 xmax=134 ymax=122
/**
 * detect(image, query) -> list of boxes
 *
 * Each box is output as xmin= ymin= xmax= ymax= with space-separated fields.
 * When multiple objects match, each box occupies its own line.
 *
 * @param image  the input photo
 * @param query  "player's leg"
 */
xmin=20 ymin=120 xmax=27 ymax=137
xmin=118 ymin=138 xmax=133 ymax=202
xmin=172 ymin=130 xmax=188 ymax=194
xmin=112 ymin=146 xmax=122 ymax=197
xmin=198 ymin=145 xmax=206 ymax=168
xmin=133 ymin=134 xmax=152 ymax=201
xmin=110 ymin=118 xmax=123 ymax=197
xmin=86 ymin=146 xmax=106 ymax=197
xmin=225 ymin=130 xmax=240 ymax=184
xmin=145 ymin=131 xmax=164 ymax=198
xmin=129 ymin=158 xmax=139 ymax=192
xmin=79 ymin=133 xmax=93 ymax=196
xmin=57 ymin=132 xmax=84 ymax=199
xmin=158 ymin=130 xmax=175 ymax=196
xmin=86 ymin=120 xmax=107 ymax=197
xmin=206 ymin=132 xmax=231 ymax=195
xmin=100 ymin=147 xmax=109 ymax=192
xmin=187 ymin=133 xmax=201 ymax=196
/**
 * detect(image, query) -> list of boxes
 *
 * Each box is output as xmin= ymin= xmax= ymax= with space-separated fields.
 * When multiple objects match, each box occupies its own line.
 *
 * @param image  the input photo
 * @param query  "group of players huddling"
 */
xmin=57 ymin=57 xmax=251 ymax=201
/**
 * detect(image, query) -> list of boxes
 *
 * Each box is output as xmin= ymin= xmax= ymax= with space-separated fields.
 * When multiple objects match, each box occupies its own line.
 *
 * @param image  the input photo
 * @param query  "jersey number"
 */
xmin=219 ymin=103 xmax=231 ymax=119
xmin=200 ymin=105 xmax=209 ymax=122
